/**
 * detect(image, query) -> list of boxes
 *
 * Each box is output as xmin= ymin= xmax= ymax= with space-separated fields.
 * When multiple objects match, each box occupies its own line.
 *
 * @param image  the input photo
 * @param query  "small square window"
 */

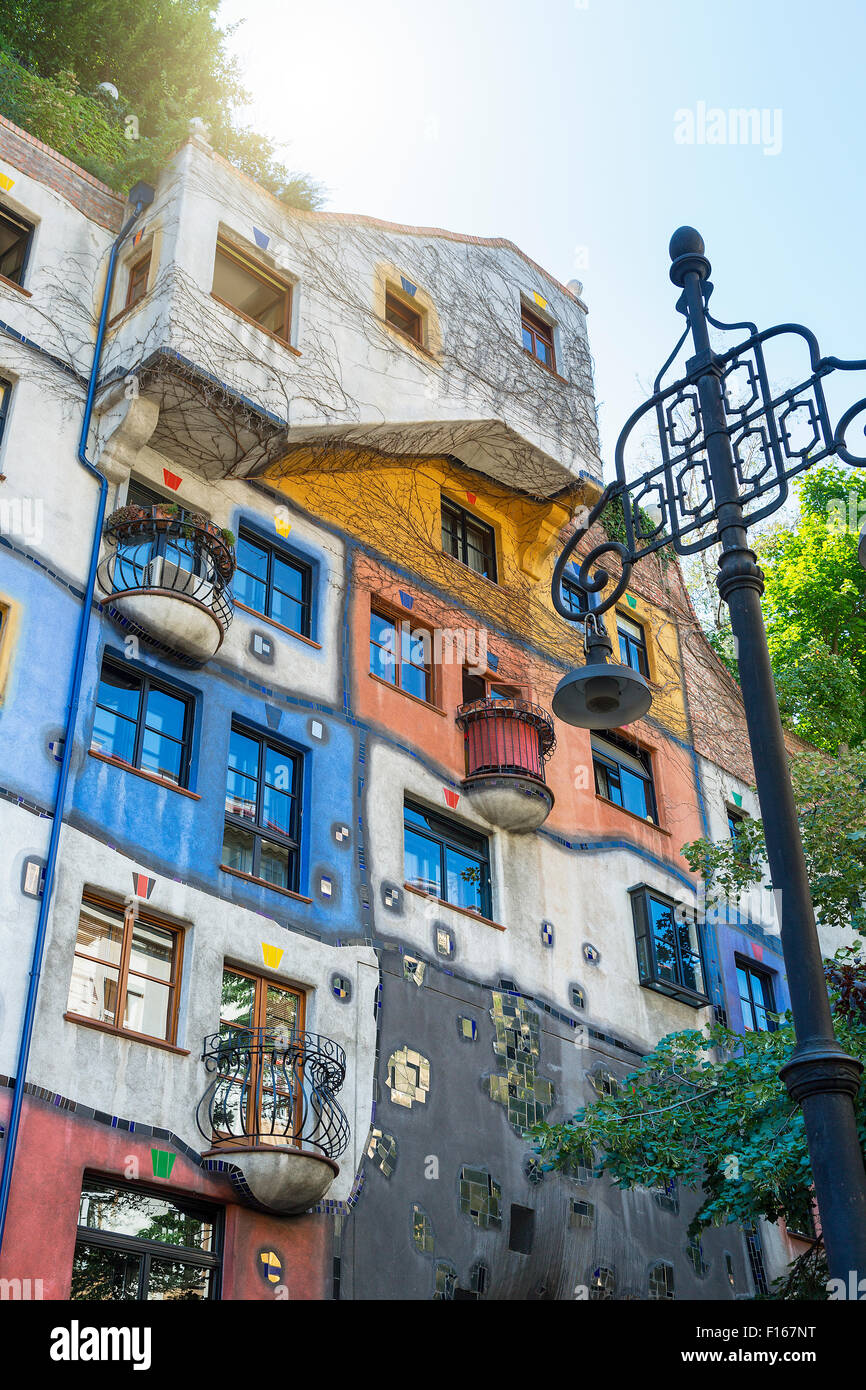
xmin=233 ymin=529 xmax=313 ymax=638
xmin=521 ymin=306 xmax=555 ymax=371
xmin=212 ymin=238 xmax=292 ymax=342
xmin=441 ymin=497 xmax=497 ymax=582
xmin=0 ymin=205 xmax=33 ymax=287
xmin=385 ymin=288 xmax=423 ymax=344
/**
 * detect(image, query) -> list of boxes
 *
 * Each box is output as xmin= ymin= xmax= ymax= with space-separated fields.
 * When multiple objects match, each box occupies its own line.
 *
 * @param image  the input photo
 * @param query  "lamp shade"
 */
xmin=552 ymin=660 xmax=652 ymax=730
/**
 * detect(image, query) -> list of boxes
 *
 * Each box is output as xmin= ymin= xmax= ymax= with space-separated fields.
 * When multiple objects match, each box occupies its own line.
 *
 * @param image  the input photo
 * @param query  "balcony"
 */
xmin=455 ymin=697 xmax=556 ymax=832
xmin=196 ymin=1026 xmax=349 ymax=1214
xmin=98 ymin=505 xmax=235 ymax=663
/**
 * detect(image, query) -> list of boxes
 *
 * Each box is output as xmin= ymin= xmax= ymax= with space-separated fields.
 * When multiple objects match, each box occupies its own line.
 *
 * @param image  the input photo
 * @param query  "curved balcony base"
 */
xmin=203 ymin=1145 xmax=339 ymax=1214
xmin=462 ymin=772 xmax=554 ymax=832
xmin=106 ymin=589 xmax=225 ymax=662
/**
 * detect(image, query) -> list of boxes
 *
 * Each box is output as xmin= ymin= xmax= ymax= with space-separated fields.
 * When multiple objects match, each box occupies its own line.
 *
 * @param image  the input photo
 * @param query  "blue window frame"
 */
xmin=91 ymin=658 xmax=193 ymax=787
xmin=223 ymin=723 xmax=302 ymax=892
xmin=736 ymin=957 xmax=777 ymax=1032
xmin=561 ymin=574 xmax=590 ymax=619
xmin=617 ymin=612 xmax=649 ymax=676
xmin=404 ymin=800 xmax=491 ymax=918
xmin=630 ymin=886 xmax=708 ymax=1005
xmin=592 ymin=731 xmax=658 ymax=824
xmin=233 ymin=529 xmax=313 ymax=637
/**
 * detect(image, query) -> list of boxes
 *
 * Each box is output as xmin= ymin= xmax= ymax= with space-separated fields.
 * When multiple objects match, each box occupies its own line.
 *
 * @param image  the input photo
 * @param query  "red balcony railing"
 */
xmin=456 ymin=697 xmax=556 ymax=782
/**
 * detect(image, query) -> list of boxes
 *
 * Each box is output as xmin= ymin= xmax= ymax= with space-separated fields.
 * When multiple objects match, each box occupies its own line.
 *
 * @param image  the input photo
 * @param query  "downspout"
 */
xmin=0 ymin=180 xmax=155 ymax=1256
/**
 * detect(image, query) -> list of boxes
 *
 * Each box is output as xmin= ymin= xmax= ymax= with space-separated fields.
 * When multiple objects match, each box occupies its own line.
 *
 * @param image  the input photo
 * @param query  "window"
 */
xmin=66 ymin=893 xmax=184 ymax=1044
xmin=125 ymin=252 xmax=151 ymax=309
xmin=561 ymin=574 xmax=590 ymax=619
xmin=630 ymin=887 xmax=708 ymax=1005
xmin=736 ymin=958 xmax=778 ymax=1032
xmin=71 ymin=1177 xmax=220 ymax=1300
xmin=727 ymin=805 xmax=746 ymax=841
xmin=744 ymin=1223 xmax=769 ymax=1297
xmin=648 ymin=1261 xmax=675 ymax=1300
xmin=223 ymin=724 xmax=303 ymax=892
xmin=441 ymin=497 xmax=497 ymax=581
xmin=233 ymin=529 xmax=312 ymax=638
xmin=508 ymin=1204 xmax=535 ymax=1254
xmin=211 ymin=238 xmax=292 ymax=342
xmin=0 ymin=375 xmax=11 ymax=446
xmin=404 ymin=799 xmax=491 ymax=918
xmin=592 ymin=731 xmax=658 ymax=824
xmin=521 ymin=306 xmax=555 ymax=370
xmin=370 ymin=605 xmax=433 ymax=702
xmin=215 ymin=966 xmax=305 ymax=1146
xmin=385 ymin=288 xmax=423 ymax=343
xmin=588 ymin=1266 xmax=615 ymax=1300
xmin=91 ymin=659 xmax=193 ymax=787
xmin=0 ymin=205 xmax=33 ymax=287
xmin=686 ymin=1235 xmax=710 ymax=1278
xmin=617 ymin=612 xmax=649 ymax=677
xmin=461 ymin=668 xmax=522 ymax=704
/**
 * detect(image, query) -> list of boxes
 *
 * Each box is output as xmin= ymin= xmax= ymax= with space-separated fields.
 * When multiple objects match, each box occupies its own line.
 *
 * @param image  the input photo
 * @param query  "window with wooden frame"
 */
xmin=592 ymin=730 xmax=658 ymax=824
xmin=0 ymin=204 xmax=33 ymax=287
xmin=211 ymin=237 xmax=292 ymax=343
xmin=222 ymin=723 xmax=303 ymax=892
xmin=66 ymin=893 xmax=184 ymax=1044
xmin=521 ymin=305 xmax=555 ymax=371
xmin=461 ymin=668 xmax=524 ymax=705
xmin=215 ymin=966 xmax=305 ymax=1147
xmin=71 ymin=1176 xmax=221 ymax=1301
xmin=369 ymin=602 xmax=435 ymax=703
xmin=125 ymin=251 xmax=151 ymax=309
xmin=384 ymin=287 xmax=423 ymax=344
xmin=233 ymin=528 xmax=313 ymax=638
xmin=617 ymin=611 xmax=650 ymax=677
xmin=441 ymin=496 xmax=497 ymax=581
xmin=91 ymin=658 xmax=194 ymax=788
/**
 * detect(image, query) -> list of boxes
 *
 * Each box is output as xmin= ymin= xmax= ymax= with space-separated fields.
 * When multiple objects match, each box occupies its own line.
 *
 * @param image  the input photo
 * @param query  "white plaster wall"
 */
xmin=25 ymin=824 xmax=378 ymax=1205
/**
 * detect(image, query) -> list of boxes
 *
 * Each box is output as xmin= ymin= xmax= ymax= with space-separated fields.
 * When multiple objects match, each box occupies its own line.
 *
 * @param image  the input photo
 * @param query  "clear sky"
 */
xmin=219 ymin=0 xmax=866 ymax=472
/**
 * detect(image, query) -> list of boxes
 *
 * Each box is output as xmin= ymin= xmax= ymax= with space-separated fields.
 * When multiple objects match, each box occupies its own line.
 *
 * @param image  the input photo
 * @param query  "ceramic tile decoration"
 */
xmin=487 ymin=991 xmax=554 ymax=1131
xmin=649 ymin=1261 xmax=675 ymax=1299
xmin=403 ymin=956 xmax=425 ymax=986
xmin=435 ymin=927 xmax=454 ymax=957
xmin=458 ymin=1165 xmax=502 ymax=1228
xmin=366 ymin=1128 xmax=397 ymax=1177
xmin=541 ymin=920 xmax=554 ymax=946
xmin=331 ymin=974 xmax=351 ymax=1001
xmin=387 ymin=1047 xmax=430 ymax=1108
xmin=433 ymin=1262 xmax=457 ymax=1300
xmin=412 ymin=1204 xmax=434 ymax=1253
xmin=457 ymin=1016 xmax=477 ymax=1042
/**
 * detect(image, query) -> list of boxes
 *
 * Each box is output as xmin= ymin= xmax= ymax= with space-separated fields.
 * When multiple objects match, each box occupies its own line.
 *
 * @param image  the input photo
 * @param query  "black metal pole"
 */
xmin=669 ymin=228 xmax=866 ymax=1283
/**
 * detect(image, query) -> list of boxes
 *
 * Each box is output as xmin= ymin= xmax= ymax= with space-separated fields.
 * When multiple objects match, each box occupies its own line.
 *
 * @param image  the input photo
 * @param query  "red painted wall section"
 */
xmin=0 ymin=1093 xmax=331 ymax=1300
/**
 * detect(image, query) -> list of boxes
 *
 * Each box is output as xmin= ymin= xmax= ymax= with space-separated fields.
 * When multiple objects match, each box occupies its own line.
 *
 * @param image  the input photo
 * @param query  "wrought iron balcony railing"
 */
xmin=196 ymin=1026 xmax=350 ymax=1161
xmin=456 ymin=697 xmax=556 ymax=782
xmin=98 ymin=506 xmax=234 ymax=659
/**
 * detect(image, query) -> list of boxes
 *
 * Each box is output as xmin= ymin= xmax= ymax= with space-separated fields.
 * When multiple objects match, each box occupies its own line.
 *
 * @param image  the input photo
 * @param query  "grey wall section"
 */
xmin=343 ymin=953 xmax=753 ymax=1300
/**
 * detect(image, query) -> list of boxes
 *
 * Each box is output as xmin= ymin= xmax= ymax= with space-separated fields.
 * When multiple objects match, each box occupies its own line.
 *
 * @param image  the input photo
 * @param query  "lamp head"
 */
xmin=552 ymin=616 xmax=652 ymax=730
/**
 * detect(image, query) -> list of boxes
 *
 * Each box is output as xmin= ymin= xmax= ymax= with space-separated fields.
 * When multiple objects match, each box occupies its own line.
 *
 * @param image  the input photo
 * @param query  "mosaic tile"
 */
xmin=366 ymin=1128 xmax=398 ymax=1177
xmin=541 ymin=920 xmax=554 ymax=947
xmin=331 ymin=973 xmax=352 ymax=1001
xmin=588 ymin=1067 xmax=619 ymax=1098
xmin=333 ymin=824 xmax=350 ymax=843
xmin=569 ymin=1198 xmax=594 ymax=1229
xmin=457 ymin=1015 xmax=477 ymax=1042
xmin=589 ymin=1266 xmax=616 ymax=1300
xmin=583 ymin=943 xmax=601 ymax=965
xmin=570 ymin=984 xmax=586 ymax=1010
xmin=458 ymin=1165 xmax=502 ymax=1229
xmin=412 ymin=1204 xmax=434 ymax=1254
xmin=654 ymin=1178 xmax=679 ymax=1215
xmin=686 ymin=1236 xmax=710 ymax=1278
xmin=524 ymin=1154 xmax=545 ymax=1185
xmin=403 ymin=956 xmax=425 ymax=987
xmin=487 ymin=992 xmax=554 ymax=1132
xmin=433 ymin=1261 xmax=457 ymax=1300
xmin=387 ymin=1046 xmax=431 ymax=1108
xmin=435 ymin=927 xmax=454 ymax=957
xmin=649 ymin=1261 xmax=675 ymax=1299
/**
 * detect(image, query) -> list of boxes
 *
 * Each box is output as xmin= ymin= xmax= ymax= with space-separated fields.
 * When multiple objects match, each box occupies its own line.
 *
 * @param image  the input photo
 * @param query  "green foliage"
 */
xmin=682 ymin=746 xmax=866 ymax=938
xmin=531 ymin=949 xmax=866 ymax=1295
xmin=0 ymin=0 xmax=322 ymax=206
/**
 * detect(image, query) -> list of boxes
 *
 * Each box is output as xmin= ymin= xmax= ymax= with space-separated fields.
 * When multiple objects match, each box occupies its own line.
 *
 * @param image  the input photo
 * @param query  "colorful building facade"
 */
xmin=0 ymin=116 xmax=838 ymax=1300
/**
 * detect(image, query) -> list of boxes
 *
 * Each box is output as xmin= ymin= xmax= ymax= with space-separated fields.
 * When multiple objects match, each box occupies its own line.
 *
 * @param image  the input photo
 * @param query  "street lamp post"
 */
xmin=551 ymin=227 xmax=866 ymax=1283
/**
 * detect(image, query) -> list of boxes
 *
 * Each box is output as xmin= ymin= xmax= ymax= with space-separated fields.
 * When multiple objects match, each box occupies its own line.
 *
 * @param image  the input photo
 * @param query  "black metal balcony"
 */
xmin=455 ymin=697 xmax=556 ymax=831
xmin=98 ymin=505 xmax=235 ymax=663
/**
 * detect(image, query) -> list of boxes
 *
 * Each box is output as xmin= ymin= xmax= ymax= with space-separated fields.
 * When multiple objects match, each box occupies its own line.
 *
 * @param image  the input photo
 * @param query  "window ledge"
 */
xmin=210 ymin=293 xmax=301 ymax=354
xmin=369 ymin=672 xmax=445 ymax=715
xmin=521 ymin=346 xmax=567 ymax=384
xmin=233 ymin=600 xmax=321 ymax=648
xmin=63 ymin=1013 xmax=190 ymax=1054
xmin=88 ymin=749 xmax=200 ymax=799
xmin=220 ymin=862 xmax=313 ymax=903
xmin=379 ymin=316 xmax=439 ymax=361
xmin=403 ymin=881 xmax=505 ymax=931
xmin=0 ymin=272 xmax=31 ymax=298
xmin=106 ymin=297 xmax=147 ymax=329
xmin=438 ymin=548 xmax=500 ymax=592
xmin=595 ymin=793 xmax=669 ymax=835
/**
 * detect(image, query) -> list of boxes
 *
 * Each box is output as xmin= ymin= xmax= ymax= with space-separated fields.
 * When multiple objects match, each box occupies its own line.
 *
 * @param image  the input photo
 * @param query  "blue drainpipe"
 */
xmin=0 ymin=180 xmax=155 ymax=1256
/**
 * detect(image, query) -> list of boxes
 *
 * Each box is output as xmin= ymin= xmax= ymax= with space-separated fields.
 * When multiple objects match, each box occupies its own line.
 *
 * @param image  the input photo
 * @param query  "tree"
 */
xmin=530 ymin=948 xmax=866 ymax=1298
xmin=0 ymin=0 xmax=322 ymax=206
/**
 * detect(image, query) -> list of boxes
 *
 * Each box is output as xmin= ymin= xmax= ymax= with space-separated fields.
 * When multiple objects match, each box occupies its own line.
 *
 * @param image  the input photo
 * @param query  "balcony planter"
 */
xmin=197 ymin=1027 xmax=349 ymax=1215
xmin=455 ymin=697 xmax=556 ymax=832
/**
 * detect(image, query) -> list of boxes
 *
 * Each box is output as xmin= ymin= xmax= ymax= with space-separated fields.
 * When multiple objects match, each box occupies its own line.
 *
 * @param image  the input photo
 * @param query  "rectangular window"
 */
xmin=215 ymin=966 xmax=305 ymax=1146
xmin=223 ymin=724 xmax=302 ymax=892
xmin=385 ymin=288 xmax=423 ymax=343
xmin=369 ymin=605 xmax=433 ymax=702
xmin=592 ymin=732 xmax=658 ymax=824
xmin=67 ymin=893 xmax=184 ymax=1043
xmin=404 ymin=799 xmax=491 ymax=918
xmin=441 ymin=497 xmax=497 ymax=582
xmin=0 ymin=376 xmax=11 ymax=446
xmin=630 ymin=887 xmax=707 ymax=1005
xmin=211 ymin=238 xmax=292 ymax=342
xmin=521 ymin=306 xmax=555 ymax=370
xmin=233 ymin=529 xmax=312 ymax=638
xmin=0 ymin=205 xmax=33 ymax=287
xmin=71 ymin=1176 xmax=220 ymax=1300
xmin=561 ymin=574 xmax=590 ymax=619
xmin=617 ymin=612 xmax=649 ymax=677
xmin=727 ymin=806 xmax=746 ymax=841
xmin=736 ymin=958 xmax=777 ymax=1032
xmin=125 ymin=252 xmax=151 ymax=309
xmin=91 ymin=659 xmax=193 ymax=788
